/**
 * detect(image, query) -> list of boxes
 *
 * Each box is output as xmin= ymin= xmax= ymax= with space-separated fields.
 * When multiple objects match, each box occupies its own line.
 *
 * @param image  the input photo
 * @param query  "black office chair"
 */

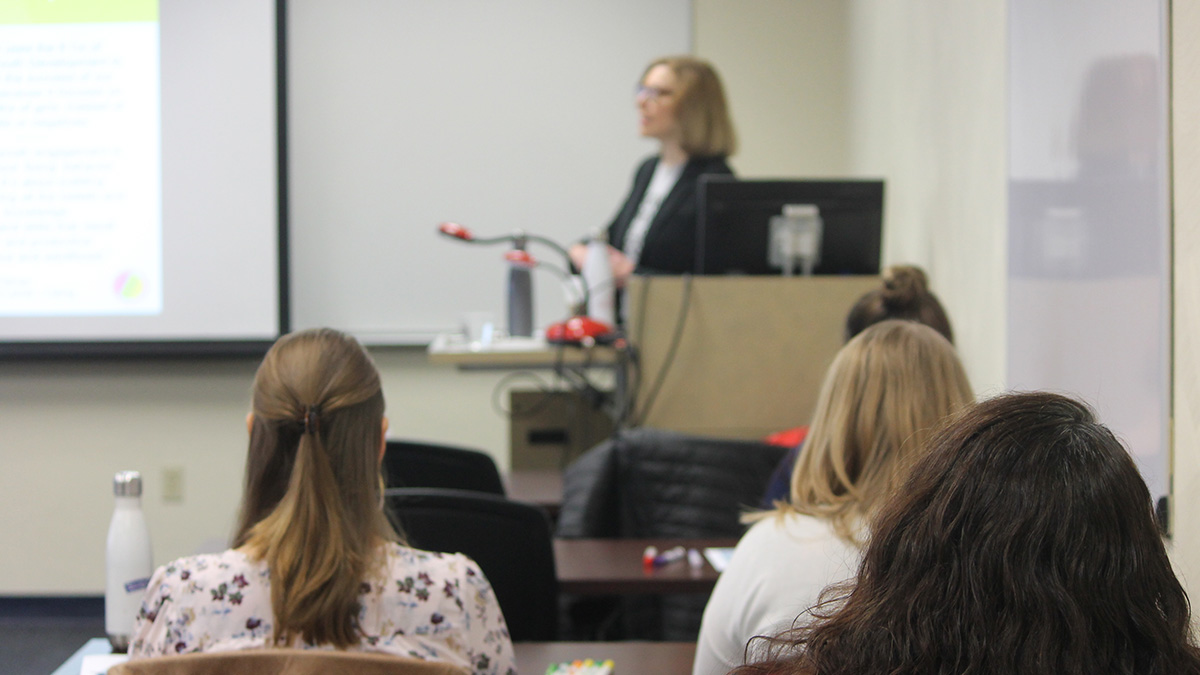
xmin=383 ymin=440 xmax=506 ymax=495
xmin=384 ymin=488 xmax=559 ymax=642
xmin=556 ymin=428 xmax=787 ymax=641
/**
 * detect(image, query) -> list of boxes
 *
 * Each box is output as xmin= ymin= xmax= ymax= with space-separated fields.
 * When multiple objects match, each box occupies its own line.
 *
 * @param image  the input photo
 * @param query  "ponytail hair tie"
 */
xmin=302 ymin=405 xmax=321 ymax=436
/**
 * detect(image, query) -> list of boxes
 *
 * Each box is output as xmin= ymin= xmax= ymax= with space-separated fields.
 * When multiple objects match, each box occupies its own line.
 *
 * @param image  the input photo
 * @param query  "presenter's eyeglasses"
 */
xmin=635 ymin=85 xmax=674 ymax=101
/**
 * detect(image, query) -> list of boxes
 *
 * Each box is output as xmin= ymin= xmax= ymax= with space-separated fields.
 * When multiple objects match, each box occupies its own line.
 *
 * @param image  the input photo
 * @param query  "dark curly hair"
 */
xmin=735 ymin=391 xmax=1200 ymax=675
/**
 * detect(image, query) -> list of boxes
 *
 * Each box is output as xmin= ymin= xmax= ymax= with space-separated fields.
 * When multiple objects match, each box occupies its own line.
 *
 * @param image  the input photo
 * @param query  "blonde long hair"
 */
xmin=774 ymin=320 xmax=973 ymax=542
xmin=645 ymin=55 xmax=737 ymax=157
xmin=232 ymin=328 xmax=398 ymax=648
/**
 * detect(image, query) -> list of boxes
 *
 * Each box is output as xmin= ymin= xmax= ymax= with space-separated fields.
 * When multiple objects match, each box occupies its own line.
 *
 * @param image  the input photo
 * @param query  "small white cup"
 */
xmin=462 ymin=311 xmax=496 ymax=348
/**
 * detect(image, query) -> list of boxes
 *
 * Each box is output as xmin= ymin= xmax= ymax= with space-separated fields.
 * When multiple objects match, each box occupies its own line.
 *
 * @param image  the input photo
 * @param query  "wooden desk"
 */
xmin=515 ymin=641 xmax=695 ymax=674
xmin=507 ymin=469 xmax=563 ymax=518
xmin=555 ymin=538 xmax=737 ymax=595
xmin=428 ymin=333 xmax=618 ymax=369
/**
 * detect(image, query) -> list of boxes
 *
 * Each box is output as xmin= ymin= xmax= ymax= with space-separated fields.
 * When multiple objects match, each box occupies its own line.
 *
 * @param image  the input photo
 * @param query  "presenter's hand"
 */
xmin=571 ymin=242 xmax=635 ymax=288
xmin=568 ymin=243 xmax=589 ymax=272
xmin=609 ymin=248 xmax=635 ymax=288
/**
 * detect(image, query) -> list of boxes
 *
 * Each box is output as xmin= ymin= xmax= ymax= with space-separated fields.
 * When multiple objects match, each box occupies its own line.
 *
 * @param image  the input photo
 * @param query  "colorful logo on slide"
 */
xmin=113 ymin=271 xmax=145 ymax=300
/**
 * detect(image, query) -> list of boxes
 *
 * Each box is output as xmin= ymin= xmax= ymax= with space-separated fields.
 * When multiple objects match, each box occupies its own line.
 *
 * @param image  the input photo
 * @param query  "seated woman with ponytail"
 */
xmin=129 ymin=328 xmax=516 ymax=675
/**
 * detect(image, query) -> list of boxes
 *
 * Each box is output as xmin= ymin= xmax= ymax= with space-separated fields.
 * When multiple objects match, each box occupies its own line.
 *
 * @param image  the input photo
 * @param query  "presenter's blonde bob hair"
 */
xmin=773 ymin=320 xmax=973 ymax=542
xmin=644 ymin=55 xmax=737 ymax=157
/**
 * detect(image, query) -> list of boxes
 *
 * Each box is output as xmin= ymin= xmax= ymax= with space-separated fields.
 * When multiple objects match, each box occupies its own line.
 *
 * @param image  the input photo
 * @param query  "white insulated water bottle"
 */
xmin=105 ymin=470 xmax=153 ymax=652
xmin=583 ymin=231 xmax=615 ymax=326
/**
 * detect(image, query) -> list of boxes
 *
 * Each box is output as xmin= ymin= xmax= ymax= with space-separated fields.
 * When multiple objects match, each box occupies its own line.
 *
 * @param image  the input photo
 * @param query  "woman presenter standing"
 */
xmin=571 ymin=56 xmax=737 ymax=286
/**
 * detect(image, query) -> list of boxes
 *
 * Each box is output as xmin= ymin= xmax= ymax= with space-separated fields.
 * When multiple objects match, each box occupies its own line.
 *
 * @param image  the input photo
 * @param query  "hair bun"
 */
xmin=881 ymin=265 xmax=929 ymax=308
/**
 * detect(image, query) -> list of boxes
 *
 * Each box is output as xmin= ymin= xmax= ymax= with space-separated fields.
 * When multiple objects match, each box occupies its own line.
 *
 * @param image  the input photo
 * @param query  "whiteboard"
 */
xmin=286 ymin=0 xmax=691 ymax=343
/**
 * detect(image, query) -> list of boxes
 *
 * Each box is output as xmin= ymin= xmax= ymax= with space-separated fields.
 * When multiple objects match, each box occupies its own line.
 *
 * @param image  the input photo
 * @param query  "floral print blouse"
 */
xmin=129 ymin=543 xmax=515 ymax=675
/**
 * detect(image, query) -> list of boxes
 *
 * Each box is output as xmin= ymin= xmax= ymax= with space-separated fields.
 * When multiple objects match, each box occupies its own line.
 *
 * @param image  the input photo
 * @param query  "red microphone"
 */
xmin=504 ymin=249 xmax=537 ymax=269
xmin=438 ymin=222 xmax=474 ymax=241
xmin=436 ymin=221 xmax=615 ymax=345
xmin=505 ymin=249 xmax=614 ymax=343
xmin=545 ymin=315 xmax=616 ymax=346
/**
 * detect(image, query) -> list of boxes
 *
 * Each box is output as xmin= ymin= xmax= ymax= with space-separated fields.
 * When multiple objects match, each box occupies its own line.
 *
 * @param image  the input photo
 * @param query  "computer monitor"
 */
xmin=695 ymin=177 xmax=885 ymax=275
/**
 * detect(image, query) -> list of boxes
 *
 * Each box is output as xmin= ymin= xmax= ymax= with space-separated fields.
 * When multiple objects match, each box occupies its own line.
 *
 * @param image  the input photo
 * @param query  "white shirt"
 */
xmin=622 ymin=159 xmax=684 ymax=265
xmin=692 ymin=514 xmax=861 ymax=675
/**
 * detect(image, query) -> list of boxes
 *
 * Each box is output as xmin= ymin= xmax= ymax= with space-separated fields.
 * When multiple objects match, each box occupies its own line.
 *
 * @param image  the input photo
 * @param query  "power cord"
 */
xmin=631 ymin=274 xmax=693 ymax=426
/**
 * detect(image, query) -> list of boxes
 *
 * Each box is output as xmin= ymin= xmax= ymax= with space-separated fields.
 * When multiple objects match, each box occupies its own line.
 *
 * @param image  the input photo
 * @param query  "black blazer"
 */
xmin=606 ymin=155 xmax=733 ymax=274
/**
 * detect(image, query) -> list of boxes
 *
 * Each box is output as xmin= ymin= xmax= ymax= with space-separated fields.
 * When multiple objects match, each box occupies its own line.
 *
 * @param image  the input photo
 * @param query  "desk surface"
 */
xmin=59 ymin=638 xmax=697 ymax=675
xmin=516 ymin=641 xmax=696 ymax=674
xmin=555 ymin=538 xmax=738 ymax=595
xmin=428 ymin=333 xmax=617 ymax=369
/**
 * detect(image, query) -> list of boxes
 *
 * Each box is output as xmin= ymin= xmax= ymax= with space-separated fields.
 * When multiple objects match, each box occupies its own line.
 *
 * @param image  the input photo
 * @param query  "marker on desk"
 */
xmin=643 ymin=544 xmax=687 ymax=570
xmin=687 ymin=547 xmax=703 ymax=570
xmin=545 ymin=658 xmax=614 ymax=675
xmin=642 ymin=546 xmax=657 ymax=572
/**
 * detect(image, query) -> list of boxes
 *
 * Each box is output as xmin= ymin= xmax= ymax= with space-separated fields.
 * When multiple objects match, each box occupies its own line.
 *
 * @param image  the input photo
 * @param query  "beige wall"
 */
xmin=1171 ymin=0 xmax=1200 ymax=594
xmin=0 ymin=351 xmax=514 ymax=593
xmin=844 ymin=0 xmax=1008 ymax=396
xmin=1 ymin=358 xmax=251 ymax=593
xmin=693 ymin=0 xmax=851 ymax=178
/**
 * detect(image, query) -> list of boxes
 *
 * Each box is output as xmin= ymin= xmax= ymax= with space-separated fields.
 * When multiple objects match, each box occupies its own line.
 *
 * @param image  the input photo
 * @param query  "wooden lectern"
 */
xmin=626 ymin=275 xmax=880 ymax=439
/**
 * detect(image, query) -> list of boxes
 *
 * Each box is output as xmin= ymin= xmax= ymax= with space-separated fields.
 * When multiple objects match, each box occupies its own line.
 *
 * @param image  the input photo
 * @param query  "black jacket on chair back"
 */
xmin=557 ymin=428 xmax=785 ymax=640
